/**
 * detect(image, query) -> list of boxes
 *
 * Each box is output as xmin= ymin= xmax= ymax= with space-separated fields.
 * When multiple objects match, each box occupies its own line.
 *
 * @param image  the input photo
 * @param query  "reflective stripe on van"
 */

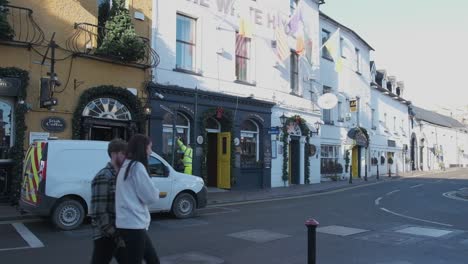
xmin=21 ymin=142 xmax=48 ymax=206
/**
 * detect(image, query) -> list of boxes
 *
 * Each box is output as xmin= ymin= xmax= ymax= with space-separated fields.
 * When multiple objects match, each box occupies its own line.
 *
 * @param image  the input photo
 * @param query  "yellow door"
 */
xmin=352 ymin=147 xmax=359 ymax=178
xmin=217 ymin=132 xmax=231 ymax=189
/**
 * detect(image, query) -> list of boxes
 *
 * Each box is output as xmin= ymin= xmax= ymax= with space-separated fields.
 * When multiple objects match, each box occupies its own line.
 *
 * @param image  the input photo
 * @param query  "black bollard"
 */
xmin=376 ymin=164 xmax=379 ymax=180
xmin=388 ymin=168 xmax=391 ymax=178
xmin=365 ymin=164 xmax=368 ymax=181
xmin=349 ymin=165 xmax=353 ymax=184
xmin=305 ymin=218 xmax=320 ymax=264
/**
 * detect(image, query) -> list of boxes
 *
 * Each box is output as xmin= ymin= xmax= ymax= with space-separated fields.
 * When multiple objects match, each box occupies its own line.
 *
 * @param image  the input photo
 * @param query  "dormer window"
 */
xmin=396 ymin=87 xmax=401 ymax=96
xmin=386 ymin=81 xmax=392 ymax=92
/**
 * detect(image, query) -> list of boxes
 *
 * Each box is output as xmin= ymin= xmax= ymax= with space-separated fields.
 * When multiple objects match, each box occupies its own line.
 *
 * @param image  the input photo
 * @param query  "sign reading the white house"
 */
xmin=188 ymin=0 xmax=289 ymax=29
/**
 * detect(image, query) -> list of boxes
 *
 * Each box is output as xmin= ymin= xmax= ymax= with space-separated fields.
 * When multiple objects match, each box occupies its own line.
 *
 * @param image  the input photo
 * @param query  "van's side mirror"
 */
xmin=164 ymin=166 xmax=170 ymax=177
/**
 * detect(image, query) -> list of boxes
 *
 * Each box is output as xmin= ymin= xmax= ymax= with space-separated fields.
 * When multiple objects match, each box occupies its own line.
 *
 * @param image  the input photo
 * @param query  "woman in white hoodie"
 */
xmin=116 ymin=134 xmax=160 ymax=264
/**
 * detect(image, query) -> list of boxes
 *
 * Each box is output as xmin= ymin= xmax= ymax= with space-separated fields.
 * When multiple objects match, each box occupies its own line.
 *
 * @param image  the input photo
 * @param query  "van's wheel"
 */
xmin=172 ymin=193 xmax=196 ymax=219
xmin=52 ymin=199 xmax=85 ymax=230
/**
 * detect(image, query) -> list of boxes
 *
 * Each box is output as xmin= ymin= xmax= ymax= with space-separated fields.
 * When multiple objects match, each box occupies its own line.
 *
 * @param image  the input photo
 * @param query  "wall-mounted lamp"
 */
xmin=280 ymin=113 xmax=288 ymax=127
xmin=309 ymin=121 xmax=322 ymax=137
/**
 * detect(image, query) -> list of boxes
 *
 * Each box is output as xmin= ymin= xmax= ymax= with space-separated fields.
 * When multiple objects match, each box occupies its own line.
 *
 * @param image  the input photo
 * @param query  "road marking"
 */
xmin=0 ymin=246 xmax=31 ymax=252
xmin=386 ymin=190 xmax=400 ymax=196
xmin=12 ymin=223 xmax=44 ymax=248
xmin=410 ymin=184 xmax=424 ymax=188
xmin=207 ymin=181 xmax=386 ymax=207
xmin=380 ymin=208 xmax=453 ymax=227
xmin=0 ymin=218 xmax=43 ymax=225
xmin=396 ymin=227 xmax=452 ymax=237
xmin=443 ymin=191 xmax=468 ymax=202
xmin=375 ymin=197 xmax=382 ymax=205
xmin=317 ymin=225 xmax=368 ymax=236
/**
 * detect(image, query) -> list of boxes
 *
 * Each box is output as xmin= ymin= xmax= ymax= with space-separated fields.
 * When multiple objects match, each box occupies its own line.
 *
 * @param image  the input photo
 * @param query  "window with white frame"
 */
xmin=290 ymin=50 xmax=299 ymax=94
xmin=322 ymin=86 xmax=332 ymax=124
xmin=240 ymin=119 xmax=259 ymax=168
xmin=235 ymin=33 xmax=252 ymax=82
xmin=337 ymin=101 xmax=343 ymax=121
xmin=162 ymin=112 xmax=190 ymax=162
xmin=320 ymin=145 xmax=340 ymax=174
xmin=176 ymin=14 xmax=196 ymax=71
xmin=321 ymin=29 xmax=332 ymax=60
xmin=340 ymin=37 xmax=346 ymax=58
xmin=355 ymin=48 xmax=360 ymax=72
xmin=290 ymin=0 xmax=299 ymax=15
xmin=0 ymin=99 xmax=13 ymax=159
xmin=371 ymin=108 xmax=376 ymax=129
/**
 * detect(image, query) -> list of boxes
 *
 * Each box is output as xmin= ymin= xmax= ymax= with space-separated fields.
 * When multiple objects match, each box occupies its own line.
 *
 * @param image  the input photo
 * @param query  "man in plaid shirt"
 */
xmin=90 ymin=139 xmax=127 ymax=264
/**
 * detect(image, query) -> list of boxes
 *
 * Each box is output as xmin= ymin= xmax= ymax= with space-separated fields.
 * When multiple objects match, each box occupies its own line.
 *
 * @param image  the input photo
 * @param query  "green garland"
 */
xmin=200 ymin=108 xmax=235 ymax=186
xmin=72 ymin=85 xmax=146 ymax=139
xmin=281 ymin=115 xmax=311 ymax=185
xmin=0 ymin=67 xmax=29 ymax=203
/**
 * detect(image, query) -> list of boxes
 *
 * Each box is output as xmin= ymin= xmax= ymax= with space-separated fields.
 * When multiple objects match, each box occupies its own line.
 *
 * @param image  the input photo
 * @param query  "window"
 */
xmin=0 ymin=99 xmax=13 ymax=159
xmin=322 ymin=87 xmax=332 ymax=124
xmin=371 ymin=109 xmax=376 ymax=129
xmin=337 ymin=101 xmax=343 ymax=121
xmin=149 ymin=156 xmax=167 ymax=177
xmin=176 ymin=14 xmax=196 ymax=71
xmin=235 ymin=33 xmax=251 ymax=82
xmin=162 ymin=112 xmax=190 ymax=163
xmin=290 ymin=0 xmax=299 ymax=15
xmin=240 ymin=120 xmax=259 ymax=168
xmin=355 ymin=48 xmax=360 ymax=72
xmin=205 ymin=117 xmax=221 ymax=133
xmin=340 ymin=37 xmax=346 ymax=58
xmin=320 ymin=145 xmax=340 ymax=174
xmin=321 ymin=30 xmax=332 ymax=60
xmin=290 ymin=51 xmax=299 ymax=94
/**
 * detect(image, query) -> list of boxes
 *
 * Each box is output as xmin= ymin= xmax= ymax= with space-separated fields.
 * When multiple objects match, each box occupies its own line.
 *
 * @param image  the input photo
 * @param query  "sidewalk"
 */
xmin=0 ymin=168 xmax=462 ymax=222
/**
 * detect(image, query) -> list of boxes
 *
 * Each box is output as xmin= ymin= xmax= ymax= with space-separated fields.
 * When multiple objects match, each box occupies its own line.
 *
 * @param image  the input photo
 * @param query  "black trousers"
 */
xmin=118 ymin=229 xmax=160 ymax=264
xmin=91 ymin=237 xmax=126 ymax=264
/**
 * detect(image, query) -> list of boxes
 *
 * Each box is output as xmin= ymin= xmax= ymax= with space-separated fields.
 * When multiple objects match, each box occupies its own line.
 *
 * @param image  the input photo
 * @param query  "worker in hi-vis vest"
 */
xmin=177 ymin=137 xmax=193 ymax=175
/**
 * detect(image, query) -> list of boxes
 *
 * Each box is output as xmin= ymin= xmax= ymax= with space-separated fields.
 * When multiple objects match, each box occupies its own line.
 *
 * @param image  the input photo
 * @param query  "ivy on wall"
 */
xmin=0 ymin=67 xmax=29 ymax=203
xmin=281 ymin=115 xmax=311 ymax=185
xmin=200 ymin=108 xmax=236 ymax=186
xmin=72 ymin=85 xmax=145 ymax=139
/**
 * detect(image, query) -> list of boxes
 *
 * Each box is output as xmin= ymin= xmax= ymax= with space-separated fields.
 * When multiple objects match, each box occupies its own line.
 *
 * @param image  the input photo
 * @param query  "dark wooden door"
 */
xmin=290 ymin=138 xmax=300 ymax=184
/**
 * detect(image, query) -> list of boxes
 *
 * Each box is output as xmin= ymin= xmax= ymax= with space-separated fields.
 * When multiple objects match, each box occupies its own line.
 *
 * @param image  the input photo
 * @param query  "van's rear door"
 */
xmin=20 ymin=142 xmax=48 ymax=206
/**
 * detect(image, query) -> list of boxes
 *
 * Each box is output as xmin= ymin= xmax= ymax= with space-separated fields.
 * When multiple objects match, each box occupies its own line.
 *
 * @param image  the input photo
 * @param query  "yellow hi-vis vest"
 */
xmin=177 ymin=139 xmax=193 ymax=166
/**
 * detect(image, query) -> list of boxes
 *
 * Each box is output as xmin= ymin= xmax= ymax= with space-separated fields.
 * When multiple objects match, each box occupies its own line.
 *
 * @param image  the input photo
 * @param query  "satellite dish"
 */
xmin=317 ymin=93 xmax=338 ymax=109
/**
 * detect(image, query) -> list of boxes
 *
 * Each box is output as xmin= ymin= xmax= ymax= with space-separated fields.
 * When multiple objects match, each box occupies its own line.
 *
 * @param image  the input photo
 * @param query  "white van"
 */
xmin=19 ymin=140 xmax=207 ymax=230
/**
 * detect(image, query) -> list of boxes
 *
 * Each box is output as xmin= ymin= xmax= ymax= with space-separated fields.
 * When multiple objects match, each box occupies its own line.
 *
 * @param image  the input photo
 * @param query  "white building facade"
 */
xmin=150 ymin=0 xmax=324 ymax=189
xmin=410 ymin=106 xmax=468 ymax=171
xmin=149 ymin=0 xmax=465 ymax=190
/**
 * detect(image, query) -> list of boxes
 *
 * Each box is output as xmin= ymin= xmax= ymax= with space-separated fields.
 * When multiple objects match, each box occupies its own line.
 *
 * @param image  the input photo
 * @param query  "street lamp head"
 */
xmin=280 ymin=113 xmax=287 ymax=126
xmin=143 ymin=102 xmax=152 ymax=116
xmin=314 ymin=121 xmax=321 ymax=130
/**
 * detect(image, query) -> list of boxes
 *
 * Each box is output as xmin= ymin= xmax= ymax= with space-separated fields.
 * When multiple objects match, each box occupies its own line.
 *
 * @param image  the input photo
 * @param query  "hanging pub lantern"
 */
xmin=216 ymin=107 xmax=224 ymax=119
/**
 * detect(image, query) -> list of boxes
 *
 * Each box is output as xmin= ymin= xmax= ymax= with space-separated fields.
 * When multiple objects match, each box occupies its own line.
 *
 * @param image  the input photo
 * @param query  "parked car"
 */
xmin=19 ymin=140 xmax=207 ymax=230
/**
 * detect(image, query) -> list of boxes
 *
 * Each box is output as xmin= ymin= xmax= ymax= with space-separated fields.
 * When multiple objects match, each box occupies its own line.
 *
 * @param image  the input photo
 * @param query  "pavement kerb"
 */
xmin=207 ymin=176 xmax=398 ymax=207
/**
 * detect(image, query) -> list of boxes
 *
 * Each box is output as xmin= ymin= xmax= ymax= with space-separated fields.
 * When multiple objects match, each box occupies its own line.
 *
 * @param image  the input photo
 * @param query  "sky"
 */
xmin=321 ymin=0 xmax=468 ymax=111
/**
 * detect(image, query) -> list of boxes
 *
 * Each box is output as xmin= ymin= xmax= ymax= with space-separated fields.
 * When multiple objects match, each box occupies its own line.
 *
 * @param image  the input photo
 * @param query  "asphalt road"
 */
xmin=1 ymin=169 xmax=468 ymax=264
